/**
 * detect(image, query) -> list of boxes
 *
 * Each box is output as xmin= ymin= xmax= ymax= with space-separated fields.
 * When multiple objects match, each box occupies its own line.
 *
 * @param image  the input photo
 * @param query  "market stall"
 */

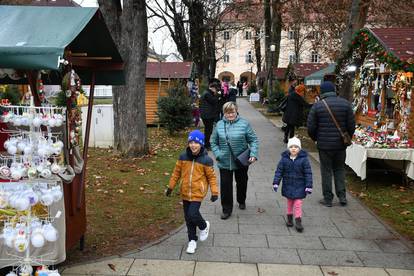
xmin=0 ymin=5 xmax=124 ymax=274
xmin=337 ymin=27 xmax=414 ymax=180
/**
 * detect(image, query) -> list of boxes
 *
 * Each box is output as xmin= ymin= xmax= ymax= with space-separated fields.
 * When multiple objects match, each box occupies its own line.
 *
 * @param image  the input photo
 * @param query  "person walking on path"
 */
xmin=307 ymin=81 xmax=355 ymax=207
xmin=237 ymin=80 xmax=243 ymax=97
xmin=200 ymin=79 xmax=220 ymax=150
xmin=211 ymin=102 xmax=259 ymax=220
xmin=272 ymin=137 xmax=313 ymax=232
xmin=282 ymin=84 xmax=309 ymax=143
xmin=242 ymin=81 xmax=248 ymax=96
xmin=166 ymin=130 xmax=219 ymax=254
xmin=228 ymin=82 xmax=238 ymax=102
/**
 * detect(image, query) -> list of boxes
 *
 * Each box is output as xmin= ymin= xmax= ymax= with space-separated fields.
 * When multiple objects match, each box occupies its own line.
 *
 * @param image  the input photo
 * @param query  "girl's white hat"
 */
xmin=287 ymin=137 xmax=301 ymax=149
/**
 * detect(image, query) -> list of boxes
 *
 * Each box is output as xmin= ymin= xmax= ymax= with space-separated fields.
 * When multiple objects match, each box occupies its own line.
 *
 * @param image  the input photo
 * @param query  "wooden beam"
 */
xmin=69 ymin=57 xmax=124 ymax=70
xmin=75 ymin=57 xmax=113 ymax=60
xmin=71 ymin=53 xmax=88 ymax=57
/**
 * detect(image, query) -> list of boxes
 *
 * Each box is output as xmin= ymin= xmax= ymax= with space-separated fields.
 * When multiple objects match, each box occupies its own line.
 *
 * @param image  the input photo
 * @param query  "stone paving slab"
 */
xmin=161 ymin=232 xmax=214 ymax=247
xmin=240 ymin=248 xmax=301 ymax=264
xmin=267 ymin=235 xmax=324 ymax=250
xmin=61 ymin=257 xmax=134 ymax=275
xmin=237 ymin=214 xmax=286 ymax=225
xmin=239 ymin=224 xmax=290 ymax=235
xmin=321 ymin=266 xmax=389 ymax=276
xmin=298 ymin=249 xmax=363 ymax=266
xmin=193 ymin=262 xmax=258 ymax=276
xmin=320 ymin=237 xmax=382 ymax=252
xmin=356 ymin=252 xmax=414 ymax=269
xmin=258 ymin=264 xmax=323 ymax=276
xmin=124 ymin=245 xmax=182 ymax=260
xmin=375 ymin=239 xmax=413 ymax=253
xmin=180 ymin=246 xmax=240 ymax=263
xmin=214 ymin=233 xmax=268 ymax=247
xmin=287 ymin=225 xmax=343 ymax=237
xmin=128 ymin=259 xmax=194 ymax=276
xmin=385 ymin=269 xmax=414 ymax=276
xmin=334 ymin=223 xmax=395 ymax=240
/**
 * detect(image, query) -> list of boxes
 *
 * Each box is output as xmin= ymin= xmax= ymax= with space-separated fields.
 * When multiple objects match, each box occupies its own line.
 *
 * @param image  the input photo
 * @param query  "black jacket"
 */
xmin=228 ymin=88 xmax=237 ymax=102
xmin=200 ymin=89 xmax=219 ymax=120
xmin=307 ymin=92 xmax=355 ymax=151
xmin=282 ymin=92 xmax=309 ymax=126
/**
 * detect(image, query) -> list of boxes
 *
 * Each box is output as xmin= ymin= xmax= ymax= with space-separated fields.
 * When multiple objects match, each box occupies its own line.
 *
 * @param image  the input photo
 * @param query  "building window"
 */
xmin=308 ymin=31 xmax=320 ymax=40
xmin=311 ymin=51 xmax=320 ymax=63
xmin=288 ymin=29 xmax=296 ymax=40
xmin=223 ymin=31 xmax=230 ymax=40
xmin=245 ymin=31 xmax=252 ymax=40
xmin=246 ymin=51 xmax=253 ymax=63
xmin=289 ymin=53 xmax=298 ymax=63
xmin=224 ymin=52 xmax=230 ymax=63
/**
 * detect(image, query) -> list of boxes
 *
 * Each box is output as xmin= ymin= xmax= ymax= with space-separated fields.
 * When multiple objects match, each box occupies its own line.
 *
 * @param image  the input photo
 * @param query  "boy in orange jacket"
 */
xmin=166 ymin=130 xmax=218 ymax=254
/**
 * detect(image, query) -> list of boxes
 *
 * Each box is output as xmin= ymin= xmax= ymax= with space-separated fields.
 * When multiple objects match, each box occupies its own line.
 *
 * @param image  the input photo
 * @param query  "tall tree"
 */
xmin=270 ymin=0 xmax=283 ymax=68
xmin=338 ymin=0 xmax=371 ymax=100
xmin=98 ymin=0 xmax=149 ymax=157
xmin=264 ymin=0 xmax=271 ymax=71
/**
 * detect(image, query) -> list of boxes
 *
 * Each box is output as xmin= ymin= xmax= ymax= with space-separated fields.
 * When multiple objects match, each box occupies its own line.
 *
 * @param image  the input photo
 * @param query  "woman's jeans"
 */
xmin=318 ymin=150 xmax=347 ymax=203
xmin=183 ymin=201 xmax=207 ymax=241
xmin=219 ymin=168 xmax=248 ymax=214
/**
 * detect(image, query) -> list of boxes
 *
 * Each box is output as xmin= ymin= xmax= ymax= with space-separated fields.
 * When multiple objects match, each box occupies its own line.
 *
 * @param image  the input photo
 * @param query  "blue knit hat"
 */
xmin=188 ymin=130 xmax=205 ymax=146
xmin=320 ymin=81 xmax=336 ymax=95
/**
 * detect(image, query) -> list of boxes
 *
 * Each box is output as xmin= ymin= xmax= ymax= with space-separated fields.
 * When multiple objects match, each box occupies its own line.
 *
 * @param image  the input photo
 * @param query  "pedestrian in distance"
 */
xmin=272 ymin=137 xmax=313 ymax=232
xmin=307 ymin=81 xmax=355 ymax=207
xmin=242 ymin=81 xmax=249 ymax=96
xmin=166 ymin=130 xmax=219 ymax=254
xmin=228 ymin=82 xmax=238 ymax=102
xmin=282 ymin=84 xmax=310 ymax=143
xmin=211 ymin=102 xmax=259 ymax=220
xmin=237 ymin=80 xmax=243 ymax=97
xmin=200 ymin=79 xmax=220 ymax=150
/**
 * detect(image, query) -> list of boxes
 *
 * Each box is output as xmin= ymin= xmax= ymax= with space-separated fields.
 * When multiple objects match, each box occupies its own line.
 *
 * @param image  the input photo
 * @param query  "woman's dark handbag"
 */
xmin=224 ymin=123 xmax=251 ymax=169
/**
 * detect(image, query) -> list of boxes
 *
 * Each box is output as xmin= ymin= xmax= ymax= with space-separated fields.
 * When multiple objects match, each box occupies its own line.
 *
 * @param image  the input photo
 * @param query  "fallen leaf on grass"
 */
xmin=400 ymin=199 xmax=411 ymax=204
xmin=382 ymin=203 xmax=390 ymax=207
xmin=94 ymin=175 xmax=102 ymax=179
xmin=327 ymin=271 xmax=338 ymax=276
xmin=117 ymin=189 xmax=124 ymax=193
xmin=108 ymin=264 xmax=116 ymax=271
xmin=163 ymin=172 xmax=170 ymax=176
xmin=120 ymin=169 xmax=130 ymax=173
xmin=359 ymin=192 xmax=367 ymax=198
xmin=140 ymin=187 xmax=145 ymax=191
xmin=122 ymin=180 xmax=128 ymax=185
xmin=400 ymin=210 xmax=411 ymax=215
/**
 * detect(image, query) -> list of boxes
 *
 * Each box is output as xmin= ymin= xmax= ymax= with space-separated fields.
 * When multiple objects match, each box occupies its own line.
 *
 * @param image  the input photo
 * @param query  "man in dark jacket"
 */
xmin=307 ymin=81 xmax=355 ymax=207
xmin=200 ymin=79 xmax=220 ymax=150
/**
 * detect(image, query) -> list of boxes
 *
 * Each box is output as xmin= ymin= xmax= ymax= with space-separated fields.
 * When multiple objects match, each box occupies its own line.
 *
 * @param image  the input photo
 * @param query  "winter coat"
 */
xmin=307 ymin=92 xmax=355 ymax=151
xmin=228 ymin=88 xmax=237 ymax=102
xmin=169 ymin=148 xmax=218 ymax=202
xmin=272 ymin=150 xmax=313 ymax=199
xmin=211 ymin=116 xmax=259 ymax=170
xmin=282 ymin=91 xmax=309 ymax=126
xmin=200 ymin=89 xmax=219 ymax=120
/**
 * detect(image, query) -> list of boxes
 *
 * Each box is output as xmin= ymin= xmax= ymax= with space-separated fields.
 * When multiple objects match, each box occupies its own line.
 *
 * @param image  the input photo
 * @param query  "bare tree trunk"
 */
xmin=98 ymin=0 xmax=148 ymax=156
xmin=208 ymin=27 xmax=218 ymax=80
xmin=254 ymin=27 xmax=262 ymax=73
xmin=264 ymin=0 xmax=271 ymax=72
xmin=339 ymin=0 xmax=371 ymax=100
xmin=271 ymin=0 xmax=282 ymax=68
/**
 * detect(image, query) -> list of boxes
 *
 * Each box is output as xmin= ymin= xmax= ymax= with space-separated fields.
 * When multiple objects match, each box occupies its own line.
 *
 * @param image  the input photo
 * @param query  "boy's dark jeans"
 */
xmin=219 ymin=168 xmax=248 ymax=214
xmin=183 ymin=200 xmax=207 ymax=241
xmin=319 ymin=149 xmax=347 ymax=203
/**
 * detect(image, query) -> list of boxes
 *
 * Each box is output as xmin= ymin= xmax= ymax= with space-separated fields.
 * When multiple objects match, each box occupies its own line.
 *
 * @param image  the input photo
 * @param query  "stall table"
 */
xmin=346 ymin=143 xmax=414 ymax=181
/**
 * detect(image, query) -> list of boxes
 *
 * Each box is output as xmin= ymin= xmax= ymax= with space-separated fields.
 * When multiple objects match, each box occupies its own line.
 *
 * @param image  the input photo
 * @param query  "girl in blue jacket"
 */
xmin=272 ymin=137 xmax=313 ymax=232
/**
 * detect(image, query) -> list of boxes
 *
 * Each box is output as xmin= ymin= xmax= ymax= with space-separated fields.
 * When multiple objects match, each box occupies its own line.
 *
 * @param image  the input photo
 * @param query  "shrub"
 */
xmin=157 ymin=84 xmax=192 ymax=134
xmin=247 ymin=81 xmax=257 ymax=95
xmin=267 ymin=80 xmax=286 ymax=113
xmin=1 ymin=85 xmax=21 ymax=105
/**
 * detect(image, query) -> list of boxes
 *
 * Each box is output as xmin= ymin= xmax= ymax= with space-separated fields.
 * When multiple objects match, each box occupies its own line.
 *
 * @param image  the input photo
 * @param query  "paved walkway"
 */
xmin=61 ymin=98 xmax=414 ymax=275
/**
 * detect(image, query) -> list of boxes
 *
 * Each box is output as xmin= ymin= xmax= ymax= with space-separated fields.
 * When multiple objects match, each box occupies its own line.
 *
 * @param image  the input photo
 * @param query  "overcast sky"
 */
xmin=73 ymin=0 xmax=177 ymax=57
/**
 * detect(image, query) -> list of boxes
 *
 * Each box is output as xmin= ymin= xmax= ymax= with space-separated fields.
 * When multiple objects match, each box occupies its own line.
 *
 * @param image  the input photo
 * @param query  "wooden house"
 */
xmin=145 ymin=61 xmax=195 ymax=124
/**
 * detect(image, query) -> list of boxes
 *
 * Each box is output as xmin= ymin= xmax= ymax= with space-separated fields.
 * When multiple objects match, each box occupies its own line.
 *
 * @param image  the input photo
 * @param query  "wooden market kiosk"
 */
xmin=338 ymin=28 xmax=414 ymax=181
xmin=0 ymin=5 xmax=124 ymax=258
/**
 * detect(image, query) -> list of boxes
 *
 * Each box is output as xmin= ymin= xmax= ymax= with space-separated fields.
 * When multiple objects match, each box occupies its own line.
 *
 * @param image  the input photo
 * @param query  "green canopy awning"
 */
xmin=304 ymin=63 xmax=336 ymax=86
xmin=0 ymin=6 xmax=124 ymax=85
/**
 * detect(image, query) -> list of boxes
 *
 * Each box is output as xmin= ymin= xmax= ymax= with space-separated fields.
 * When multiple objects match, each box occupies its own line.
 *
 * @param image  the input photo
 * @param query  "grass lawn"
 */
xmin=248 ymin=100 xmax=414 ymax=244
xmin=347 ymin=173 xmax=414 ymax=245
xmin=64 ymin=128 xmax=187 ymax=264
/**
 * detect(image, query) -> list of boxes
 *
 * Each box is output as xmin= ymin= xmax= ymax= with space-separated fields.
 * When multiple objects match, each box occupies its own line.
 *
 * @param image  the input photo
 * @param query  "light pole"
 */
xmin=269 ymin=44 xmax=276 ymax=95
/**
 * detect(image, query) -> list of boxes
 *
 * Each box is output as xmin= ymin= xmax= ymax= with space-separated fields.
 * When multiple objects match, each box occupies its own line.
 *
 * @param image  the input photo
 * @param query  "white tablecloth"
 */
xmin=345 ymin=143 xmax=414 ymax=180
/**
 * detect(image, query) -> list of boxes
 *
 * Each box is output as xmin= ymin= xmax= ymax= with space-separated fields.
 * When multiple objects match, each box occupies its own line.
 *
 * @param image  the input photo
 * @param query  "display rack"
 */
xmin=0 ymin=99 xmax=65 ymax=275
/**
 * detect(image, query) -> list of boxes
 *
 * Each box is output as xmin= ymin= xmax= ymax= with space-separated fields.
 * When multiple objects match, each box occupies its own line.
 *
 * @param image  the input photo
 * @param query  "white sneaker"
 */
xmin=199 ymin=221 xmax=210 ymax=242
xmin=186 ymin=240 xmax=197 ymax=254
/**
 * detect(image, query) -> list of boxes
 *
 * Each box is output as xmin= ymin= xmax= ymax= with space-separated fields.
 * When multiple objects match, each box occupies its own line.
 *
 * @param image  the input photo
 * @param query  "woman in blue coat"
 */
xmin=211 ymin=102 xmax=259 ymax=220
xmin=272 ymin=137 xmax=313 ymax=232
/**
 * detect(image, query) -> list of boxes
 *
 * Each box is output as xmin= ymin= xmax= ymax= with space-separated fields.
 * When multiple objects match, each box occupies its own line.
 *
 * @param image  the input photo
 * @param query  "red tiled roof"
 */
xmin=221 ymin=2 xmax=263 ymax=25
xmin=370 ymin=28 xmax=414 ymax=62
xmin=146 ymin=62 xmax=193 ymax=79
xmin=293 ymin=63 xmax=330 ymax=78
